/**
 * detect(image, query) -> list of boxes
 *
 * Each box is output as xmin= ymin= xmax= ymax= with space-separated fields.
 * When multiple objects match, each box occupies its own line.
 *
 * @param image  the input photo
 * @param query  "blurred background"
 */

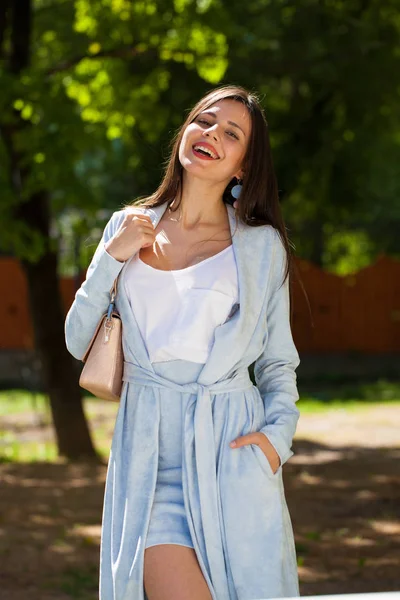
xmin=0 ymin=1 xmax=399 ymax=599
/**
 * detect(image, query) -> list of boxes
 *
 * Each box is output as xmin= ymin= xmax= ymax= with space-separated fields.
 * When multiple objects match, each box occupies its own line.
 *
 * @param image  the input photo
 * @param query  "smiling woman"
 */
xmin=65 ymin=84 xmax=302 ymax=600
xmin=178 ymin=98 xmax=251 ymax=189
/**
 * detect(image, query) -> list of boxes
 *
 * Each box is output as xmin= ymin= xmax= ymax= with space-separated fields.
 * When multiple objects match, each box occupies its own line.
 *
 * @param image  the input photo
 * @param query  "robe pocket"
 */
xmin=250 ymin=443 xmax=282 ymax=480
xmin=171 ymin=288 xmax=237 ymax=346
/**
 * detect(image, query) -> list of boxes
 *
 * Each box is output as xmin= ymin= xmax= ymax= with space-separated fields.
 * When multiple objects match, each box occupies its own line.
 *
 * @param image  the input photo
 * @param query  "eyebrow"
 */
xmin=200 ymin=110 xmax=246 ymax=136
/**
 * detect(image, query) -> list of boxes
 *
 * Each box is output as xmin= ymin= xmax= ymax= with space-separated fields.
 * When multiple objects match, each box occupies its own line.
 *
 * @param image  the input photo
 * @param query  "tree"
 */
xmin=0 ymin=0 xmax=228 ymax=459
xmin=220 ymin=0 xmax=400 ymax=266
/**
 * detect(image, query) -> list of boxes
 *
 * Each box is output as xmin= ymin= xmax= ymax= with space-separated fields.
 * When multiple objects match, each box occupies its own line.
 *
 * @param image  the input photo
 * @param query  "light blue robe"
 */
xmin=65 ymin=202 xmax=301 ymax=600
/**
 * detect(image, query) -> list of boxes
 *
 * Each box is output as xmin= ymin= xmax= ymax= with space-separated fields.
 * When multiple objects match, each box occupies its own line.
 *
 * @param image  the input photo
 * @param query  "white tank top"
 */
xmin=124 ymin=245 xmax=239 ymax=364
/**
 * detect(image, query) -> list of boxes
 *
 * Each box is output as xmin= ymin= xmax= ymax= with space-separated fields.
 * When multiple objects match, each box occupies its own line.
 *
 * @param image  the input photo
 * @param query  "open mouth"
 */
xmin=192 ymin=144 xmax=220 ymax=160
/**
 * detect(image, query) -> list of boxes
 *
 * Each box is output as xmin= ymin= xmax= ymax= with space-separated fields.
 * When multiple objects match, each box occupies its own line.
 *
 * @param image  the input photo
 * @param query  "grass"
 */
xmin=296 ymin=379 xmax=400 ymax=412
xmin=0 ymin=391 xmax=118 ymax=463
xmin=1 ymin=380 xmax=399 ymax=463
xmin=0 ymin=389 xmax=51 ymax=416
xmin=0 ymin=438 xmax=58 ymax=462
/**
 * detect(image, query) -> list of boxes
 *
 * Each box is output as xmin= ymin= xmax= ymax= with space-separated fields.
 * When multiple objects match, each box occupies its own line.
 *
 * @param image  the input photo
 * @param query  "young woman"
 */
xmin=65 ymin=85 xmax=301 ymax=600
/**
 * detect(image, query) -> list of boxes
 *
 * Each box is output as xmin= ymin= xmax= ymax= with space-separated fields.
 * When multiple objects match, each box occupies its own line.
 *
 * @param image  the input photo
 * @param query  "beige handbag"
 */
xmin=79 ymin=278 xmax=123 ymax=402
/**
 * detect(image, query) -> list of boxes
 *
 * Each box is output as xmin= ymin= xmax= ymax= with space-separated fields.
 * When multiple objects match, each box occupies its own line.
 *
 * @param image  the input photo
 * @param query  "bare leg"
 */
xmin=144 ymin=544 xmax=213 ymax=600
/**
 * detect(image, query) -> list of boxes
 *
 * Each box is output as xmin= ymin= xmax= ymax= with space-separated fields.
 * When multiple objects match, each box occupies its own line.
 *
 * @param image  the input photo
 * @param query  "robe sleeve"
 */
xmin=254 ymin=229 xmax=301 ymax=467
xmin=64 ymin=209 xmax=127 ymax=360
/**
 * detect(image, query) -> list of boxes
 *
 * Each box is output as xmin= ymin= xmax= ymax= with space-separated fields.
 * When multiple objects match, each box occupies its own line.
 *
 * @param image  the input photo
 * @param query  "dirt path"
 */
xmin=0 ymin=403 xmax=399 ymax=599
xmin=288 ymin=404 xmax=400 ymax=595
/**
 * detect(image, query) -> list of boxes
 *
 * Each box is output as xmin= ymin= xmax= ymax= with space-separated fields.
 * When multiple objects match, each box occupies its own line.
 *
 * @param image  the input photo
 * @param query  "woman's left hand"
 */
xmin=230 ymin=432 xmax=281 ymax=474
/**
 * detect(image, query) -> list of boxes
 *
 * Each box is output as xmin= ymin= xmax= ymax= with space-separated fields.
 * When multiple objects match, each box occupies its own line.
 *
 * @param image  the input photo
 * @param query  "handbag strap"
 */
xmin=106 ymin=274 xmax=120 ymax=320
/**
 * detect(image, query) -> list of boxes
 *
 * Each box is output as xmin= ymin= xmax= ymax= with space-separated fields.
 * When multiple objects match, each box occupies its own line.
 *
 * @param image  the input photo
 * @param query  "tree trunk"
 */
xmin=3 ymin=0 xmax=100 ymax=461
xmin=20 ymin=199 xmax=100 ymax=462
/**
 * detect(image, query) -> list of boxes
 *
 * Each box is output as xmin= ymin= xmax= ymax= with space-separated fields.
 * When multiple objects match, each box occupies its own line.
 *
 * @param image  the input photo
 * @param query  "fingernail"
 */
xmin=230 ymin=441 xmax=236 ymax=447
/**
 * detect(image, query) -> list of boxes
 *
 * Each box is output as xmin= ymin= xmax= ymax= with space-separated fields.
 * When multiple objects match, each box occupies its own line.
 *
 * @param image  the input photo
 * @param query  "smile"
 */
xmin=192 ymin=143 xmax=220 ymax=160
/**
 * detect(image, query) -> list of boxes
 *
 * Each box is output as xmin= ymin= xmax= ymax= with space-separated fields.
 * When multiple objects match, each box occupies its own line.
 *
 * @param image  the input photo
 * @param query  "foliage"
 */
xmin=221 ymin=0 xmax=400 ymax=263
xmin=1 ymin=0 xmax=400 ymax=271
xmin=0 ymin=0 xmax=228 ymax=263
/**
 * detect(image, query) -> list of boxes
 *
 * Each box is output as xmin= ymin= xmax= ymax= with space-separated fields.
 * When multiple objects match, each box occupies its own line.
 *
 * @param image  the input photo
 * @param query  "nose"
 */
xmin=203 ymin=124 xmax=219 ymax=142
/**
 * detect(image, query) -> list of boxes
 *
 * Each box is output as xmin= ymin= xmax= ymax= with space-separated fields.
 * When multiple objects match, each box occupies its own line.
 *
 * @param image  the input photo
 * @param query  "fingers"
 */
xmin=230 ymin=433 xmax=261 ymax=448
xmin=229 ymin=432 xmax=280 ymax=473
xmin=125 ymin=211 xmax=154 ymax=225
xmin=131 ymin=214 xmax=153 ymax=224
xmin=136 ymin=220 xmax=155 ymax=235
xmin=122 ymin=212 xmax=155 ymax=235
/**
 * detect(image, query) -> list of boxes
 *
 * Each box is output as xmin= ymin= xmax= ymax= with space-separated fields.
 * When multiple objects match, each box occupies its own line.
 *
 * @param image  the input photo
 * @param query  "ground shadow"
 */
xmin=0 ymin=441 xmax=399 ymax=598
xmin=286 ymin=438 xmax=400 ymax=595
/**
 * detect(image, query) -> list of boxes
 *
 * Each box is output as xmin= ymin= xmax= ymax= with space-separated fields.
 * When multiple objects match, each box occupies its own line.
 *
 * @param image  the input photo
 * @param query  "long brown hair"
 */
xmin=129 ymin=84 xmax=301 ymax=295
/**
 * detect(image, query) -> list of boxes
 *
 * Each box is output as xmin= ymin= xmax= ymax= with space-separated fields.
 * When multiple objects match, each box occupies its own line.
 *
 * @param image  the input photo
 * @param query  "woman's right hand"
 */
xmin=105 ymin=210 xmax=156 ymax=263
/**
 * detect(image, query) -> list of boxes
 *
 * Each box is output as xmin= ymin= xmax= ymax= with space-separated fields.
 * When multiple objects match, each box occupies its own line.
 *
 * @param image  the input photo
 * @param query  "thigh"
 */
xmin=144 ymin=544 xmax=213 ymax=600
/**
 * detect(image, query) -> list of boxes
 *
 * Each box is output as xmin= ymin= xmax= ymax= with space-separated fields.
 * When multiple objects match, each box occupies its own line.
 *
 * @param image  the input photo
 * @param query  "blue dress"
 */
xmin=124 ymin=245 xmax=239 ymax=552
xmin=65 ymin=202 xmax=301 ymax=600
xmin=144 ymin=360 xmax=204 ymax=550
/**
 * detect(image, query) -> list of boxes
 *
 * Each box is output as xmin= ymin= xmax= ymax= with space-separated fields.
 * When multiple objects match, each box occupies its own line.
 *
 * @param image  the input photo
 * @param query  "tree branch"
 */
xmin=46 ymin=44 xmax=155 ymax=75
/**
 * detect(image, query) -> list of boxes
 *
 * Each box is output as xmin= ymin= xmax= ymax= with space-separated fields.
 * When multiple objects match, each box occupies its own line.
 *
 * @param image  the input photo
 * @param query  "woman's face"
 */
xmin=178 ymin=99 xmax=251 ymax=185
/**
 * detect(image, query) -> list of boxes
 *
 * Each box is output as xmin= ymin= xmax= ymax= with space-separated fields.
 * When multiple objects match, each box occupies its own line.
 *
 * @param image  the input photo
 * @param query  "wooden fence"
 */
xmin=1 ymin=255 xmax=399 ymax=352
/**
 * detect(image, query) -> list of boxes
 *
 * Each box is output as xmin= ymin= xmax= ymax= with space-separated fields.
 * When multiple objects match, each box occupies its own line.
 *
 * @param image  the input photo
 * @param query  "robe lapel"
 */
xmin=197 ymin=204 xmax=275 ymax=384
xmin=120 ymin=201 xmax=275 ymax=384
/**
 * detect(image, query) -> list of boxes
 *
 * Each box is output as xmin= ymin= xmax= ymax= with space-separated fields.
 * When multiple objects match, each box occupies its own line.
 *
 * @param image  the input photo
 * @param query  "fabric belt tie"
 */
xmin=122 ymin=361 xmax=253 ymax=600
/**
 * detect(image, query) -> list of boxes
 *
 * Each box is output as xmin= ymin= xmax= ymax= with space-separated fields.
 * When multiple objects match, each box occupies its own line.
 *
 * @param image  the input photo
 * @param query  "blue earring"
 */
xmin=231 ymin=178 xmax=243 ymax=199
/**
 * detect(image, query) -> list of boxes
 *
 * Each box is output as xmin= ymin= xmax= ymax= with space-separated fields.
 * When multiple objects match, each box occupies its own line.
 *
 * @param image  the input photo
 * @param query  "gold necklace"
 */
xmin=167 ymin=204 xmax=181 ymax=222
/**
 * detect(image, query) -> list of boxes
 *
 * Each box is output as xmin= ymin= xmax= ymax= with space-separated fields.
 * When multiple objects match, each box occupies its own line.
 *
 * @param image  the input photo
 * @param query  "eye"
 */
xmin=196 ymin=117 xmax=239 ymax=140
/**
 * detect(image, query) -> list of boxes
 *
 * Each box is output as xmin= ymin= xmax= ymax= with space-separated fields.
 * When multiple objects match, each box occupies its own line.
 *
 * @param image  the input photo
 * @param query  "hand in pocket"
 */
xmin=229 ymin=431 xmax=281 ymax=474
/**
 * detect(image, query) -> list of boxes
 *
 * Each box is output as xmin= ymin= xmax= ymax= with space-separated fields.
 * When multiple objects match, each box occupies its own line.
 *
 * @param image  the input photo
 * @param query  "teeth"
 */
xmin=193 ymin=145 xmax=218 ymax=159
